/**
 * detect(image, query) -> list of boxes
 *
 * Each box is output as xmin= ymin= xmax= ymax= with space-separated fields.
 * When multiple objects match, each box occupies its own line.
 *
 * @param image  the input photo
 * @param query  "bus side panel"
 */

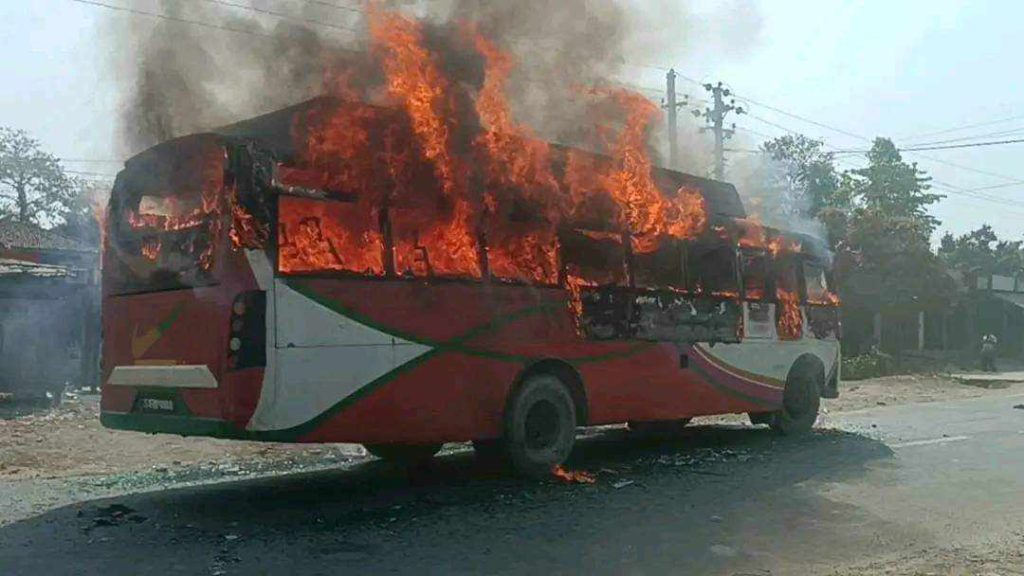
xmin=578 ymin=343 xmax=775 ymax=425
xmin=298 ymin=352 xmax=519 ymax=444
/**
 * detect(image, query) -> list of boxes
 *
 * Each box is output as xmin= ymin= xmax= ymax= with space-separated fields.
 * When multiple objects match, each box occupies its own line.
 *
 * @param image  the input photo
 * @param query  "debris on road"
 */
xmin=1013 ymin=404 xmax=1024 ymax=410
xmin=612 ymin=479 xmax=635 ymax=489
xmin=85 ymin=503 xmax=147 ymax=530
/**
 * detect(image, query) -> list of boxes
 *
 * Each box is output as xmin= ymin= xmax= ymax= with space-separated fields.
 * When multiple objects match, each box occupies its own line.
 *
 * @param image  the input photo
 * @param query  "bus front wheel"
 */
xmin=363 ymin=443 xmax=443 ymax=465
xmin=768 ymin=368 xmax=822 ymax=435
xmin=504 ymin=374 xmax=578 ymax=478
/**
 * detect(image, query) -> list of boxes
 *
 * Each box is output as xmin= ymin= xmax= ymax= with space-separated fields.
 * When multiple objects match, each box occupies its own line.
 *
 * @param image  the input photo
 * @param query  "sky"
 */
xmin=2 ymin=0 xmax=1023 ymax=241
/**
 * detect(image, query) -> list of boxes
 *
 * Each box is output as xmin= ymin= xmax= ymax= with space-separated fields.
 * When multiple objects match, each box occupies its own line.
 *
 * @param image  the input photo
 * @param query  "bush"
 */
xmin=842 ymin=352 xmax=896 ymax=381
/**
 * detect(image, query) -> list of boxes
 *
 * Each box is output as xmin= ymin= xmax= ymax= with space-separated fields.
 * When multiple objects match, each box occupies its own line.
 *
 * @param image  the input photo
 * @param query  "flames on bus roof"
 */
xmin=114 ymin=7 xmax=837 ymax=328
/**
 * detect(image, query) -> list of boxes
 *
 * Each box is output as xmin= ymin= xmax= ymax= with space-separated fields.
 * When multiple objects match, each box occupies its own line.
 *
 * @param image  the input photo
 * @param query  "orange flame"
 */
xmin=278 ymin=195 xmax=385 ymax=276
xmin=472 ymin=30 xmax=561 ymax=284
xmin=552 ymin=465 xmax=596 ymax=484
xmin=141 ymin=237 xmax=161 ymax=262
xmin=776 ymin=288 xmax=803 ymax=340
xmin=370 ymin=9 xmax=480 ymax=278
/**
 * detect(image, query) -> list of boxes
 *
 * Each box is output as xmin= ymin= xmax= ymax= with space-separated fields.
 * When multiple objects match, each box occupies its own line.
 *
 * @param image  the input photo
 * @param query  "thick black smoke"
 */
xmin=105 ymin=0 xmax=760 ymax=170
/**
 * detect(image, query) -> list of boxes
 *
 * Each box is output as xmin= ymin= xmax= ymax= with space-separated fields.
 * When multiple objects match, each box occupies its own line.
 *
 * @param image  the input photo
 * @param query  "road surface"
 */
xmin=2 ymin=392 xmax=1023 ymax=575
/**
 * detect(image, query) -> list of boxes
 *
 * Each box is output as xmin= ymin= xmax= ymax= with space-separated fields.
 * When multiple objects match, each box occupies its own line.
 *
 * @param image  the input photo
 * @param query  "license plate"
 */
xmin=139 ymin=397 xmax=175 ymax=413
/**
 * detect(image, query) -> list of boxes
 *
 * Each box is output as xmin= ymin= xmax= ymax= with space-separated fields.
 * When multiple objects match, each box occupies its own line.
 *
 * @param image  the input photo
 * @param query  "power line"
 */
xmin=907 ymin=137 xmax=1024 ymax=151
xmin=191 ymin=0 xmax=360 ymax=33
xmin=908 ymin=126 xmax=1024 ymax=147
xmin=70 ymin=0 xmax=278 ymax=38
xmin=739 ymin=112 xmax=1024 ymax=211
xmin=719 ymin=81 xmax=1024 ymax=186
xmin=833 ymin=138 xmax=1024 ymax=154
xmin=60 ymin=158 xmax=123 ymax=164
xmin=901 ymin=115 xmax=1024 ymax=143
xmin=297 ymin=0 xmax=365 ymax=15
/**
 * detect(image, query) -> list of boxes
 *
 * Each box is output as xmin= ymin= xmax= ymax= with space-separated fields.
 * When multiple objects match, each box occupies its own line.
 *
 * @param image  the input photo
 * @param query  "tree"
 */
xmin=840 ymin=139 xmax=950 ymax=307
xmin=53 ymin=180 xmax=103 ymax=247
xmin=758 ymin=134 xmax=848 ymax=250
xmin=847 ymin=138 xmax=942 ymax=234
xmin=938 ymin=225 xmax=1024 ymax=279
xmin=0 ymin=127 xmax=80 ymax=227
xmin=761 ymin=134 xmax=843 ymax=218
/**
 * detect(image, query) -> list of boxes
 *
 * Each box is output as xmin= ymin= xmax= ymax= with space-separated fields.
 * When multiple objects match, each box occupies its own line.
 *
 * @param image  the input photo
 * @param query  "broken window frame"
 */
xmin=739 ymin=248 xmax=770 ymax=302
xmin=685 ymin=240 xmax=740 ymax=299
xmin=274 ymin=193 xmax=388 ymax=278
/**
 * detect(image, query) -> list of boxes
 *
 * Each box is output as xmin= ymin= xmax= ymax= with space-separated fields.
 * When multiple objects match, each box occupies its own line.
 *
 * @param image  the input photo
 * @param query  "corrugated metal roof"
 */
xmin=992 ymin=291 xmax=1024 ymax=310
xmin=0 ymin=258 xmax=73 ymax=278
xmin=0 ymin=220 xmax=95 ymax=252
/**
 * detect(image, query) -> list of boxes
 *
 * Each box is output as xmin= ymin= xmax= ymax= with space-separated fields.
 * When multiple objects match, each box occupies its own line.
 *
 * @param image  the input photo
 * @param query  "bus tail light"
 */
xmin=227 ymin=291 xmax=266 ymax=371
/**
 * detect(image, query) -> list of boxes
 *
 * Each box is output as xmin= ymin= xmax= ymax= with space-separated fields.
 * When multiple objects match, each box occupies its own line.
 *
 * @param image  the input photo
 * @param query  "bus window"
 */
xmin=741 ymin=251 xmax=768 ymax=301
xmin=277 ymin=195 xmax=385 ymax=277
xmin=389 ymin=206 xmax=483 ymax=280
xmin=803 ymin=260 xmax=834 ymax=305
xmin=106 ymin=137 xmax=225 ymax=295
xmin=560 ymin=229 xmax=628 ymax=287
xmin=633 ymin=238 xmax=685 ymax=290
xmin=484 ymin=210 xmax=560 ymax=286
xmin=688 ymin=244 xmax=739 ymax=297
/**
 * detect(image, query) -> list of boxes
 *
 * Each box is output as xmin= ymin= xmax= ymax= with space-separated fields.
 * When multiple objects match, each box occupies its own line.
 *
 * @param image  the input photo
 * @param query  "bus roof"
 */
xmin=212 ymin=97 xmax=748 ymax=221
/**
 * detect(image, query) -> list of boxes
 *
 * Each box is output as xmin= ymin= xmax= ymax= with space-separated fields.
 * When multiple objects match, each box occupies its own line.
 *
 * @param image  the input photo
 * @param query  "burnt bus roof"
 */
xmin=212 ymin=97 xmax=747 ymax=220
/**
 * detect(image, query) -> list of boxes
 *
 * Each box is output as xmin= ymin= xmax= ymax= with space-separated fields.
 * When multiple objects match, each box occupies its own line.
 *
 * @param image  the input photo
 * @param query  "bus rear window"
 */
xmin=106 ymin=137 xmax=226 ymax=295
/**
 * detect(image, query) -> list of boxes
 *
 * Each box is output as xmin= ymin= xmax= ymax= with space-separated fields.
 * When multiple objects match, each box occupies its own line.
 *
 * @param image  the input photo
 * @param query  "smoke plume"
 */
xmin=103 ymin=0 xmax=759 ymax=168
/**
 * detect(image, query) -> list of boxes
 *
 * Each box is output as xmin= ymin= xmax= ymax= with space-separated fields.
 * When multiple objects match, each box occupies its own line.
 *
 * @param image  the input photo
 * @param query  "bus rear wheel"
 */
xmin=504 ymin=374 xmax=577 ymax=478
xmin=768 ymin=369 xmax=821 ymax=435
xmin=363 ymin=443 xmax=443 ymax=465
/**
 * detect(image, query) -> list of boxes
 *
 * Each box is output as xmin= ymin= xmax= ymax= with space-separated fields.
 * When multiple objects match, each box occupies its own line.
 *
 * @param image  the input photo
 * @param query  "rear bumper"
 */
xmin=101 ymin=411 xmax=244 ymax=439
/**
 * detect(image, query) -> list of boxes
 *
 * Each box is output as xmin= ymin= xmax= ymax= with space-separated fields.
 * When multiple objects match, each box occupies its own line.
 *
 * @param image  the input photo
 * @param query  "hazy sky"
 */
xmin=2 ymin=0 xmax=1022 ymax=240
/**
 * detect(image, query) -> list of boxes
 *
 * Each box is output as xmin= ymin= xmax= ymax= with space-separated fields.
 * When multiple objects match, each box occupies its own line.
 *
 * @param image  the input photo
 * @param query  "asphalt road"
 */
xmin=2 ymin=392 xmax=1023 ymax=576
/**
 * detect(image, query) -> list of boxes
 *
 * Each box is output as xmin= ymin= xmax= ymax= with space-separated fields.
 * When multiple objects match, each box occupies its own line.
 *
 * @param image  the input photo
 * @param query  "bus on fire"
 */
xmin=100 ymin=98 xmax=840 ymax=477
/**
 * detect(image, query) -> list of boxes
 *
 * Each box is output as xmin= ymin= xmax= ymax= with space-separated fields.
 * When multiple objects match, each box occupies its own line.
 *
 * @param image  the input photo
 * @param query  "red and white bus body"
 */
xmin=101 ymin=103 xmax=840 ymax=444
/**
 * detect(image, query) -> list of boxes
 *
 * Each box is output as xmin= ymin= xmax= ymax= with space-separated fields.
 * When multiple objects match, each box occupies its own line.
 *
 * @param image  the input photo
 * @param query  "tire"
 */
xmin=769 ymin=367 xmax=822 ymax=435
xmin=628 ymin=418 xmax=692 ymax=436
xmin=504 ymin=374 xmax=577 ymax=478
xmin=363 ymin=443 xmax=443 ymax=465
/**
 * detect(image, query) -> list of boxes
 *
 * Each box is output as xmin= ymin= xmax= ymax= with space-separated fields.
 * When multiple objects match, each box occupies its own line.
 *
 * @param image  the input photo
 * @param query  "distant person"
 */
xmin=981 ymin=334 xmax=999 ymax=372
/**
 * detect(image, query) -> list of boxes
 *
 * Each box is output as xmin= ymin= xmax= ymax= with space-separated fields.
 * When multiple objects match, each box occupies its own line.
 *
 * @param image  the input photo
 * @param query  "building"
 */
xmin=0 ymin=220 xmax=100 ymax=400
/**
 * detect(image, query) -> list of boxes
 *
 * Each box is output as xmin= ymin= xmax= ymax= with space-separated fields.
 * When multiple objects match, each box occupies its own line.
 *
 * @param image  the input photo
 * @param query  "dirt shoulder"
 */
xmin=824 ymin=539 xmax=1024 ymax=576
xmin=827 ymin=372 xmax=1023 ymax=413
xmin=0 ymin=395 xmax=365 ymax=482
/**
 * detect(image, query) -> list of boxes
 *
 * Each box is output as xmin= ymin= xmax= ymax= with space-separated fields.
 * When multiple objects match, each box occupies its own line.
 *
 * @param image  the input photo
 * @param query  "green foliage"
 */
xmin=846 ymin=138 xmax=942 ymax=234
xmin=938 ymin=225 xmax=1024 ymax=278
xmin=761 ymin=134 xmax=844 ymax=217
xmin=762 ymin=136 xmax=952 ymax=308
xmin=0 ymin=127 xmax=82 ymax=227
xmin=842 ymin=352 xmax=896 ymax=381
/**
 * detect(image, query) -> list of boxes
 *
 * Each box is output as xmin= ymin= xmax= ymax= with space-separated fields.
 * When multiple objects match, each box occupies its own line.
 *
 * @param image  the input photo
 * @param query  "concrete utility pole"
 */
xmin=694 ymin=81 xmax=745 ymax=181
xmin=663 ymin=69 xmax=688 ymax=169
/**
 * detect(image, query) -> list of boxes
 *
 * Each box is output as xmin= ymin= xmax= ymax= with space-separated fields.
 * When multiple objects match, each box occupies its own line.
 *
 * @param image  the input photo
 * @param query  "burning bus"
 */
xmin=98 ymin=0 xmax=839 ymax=478
xmin=98 ymin=95 xmax=840 ymax=476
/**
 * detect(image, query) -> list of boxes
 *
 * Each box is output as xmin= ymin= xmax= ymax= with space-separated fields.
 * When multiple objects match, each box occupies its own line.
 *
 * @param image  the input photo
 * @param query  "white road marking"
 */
xmin=890 ymin=435 xmax=970 ymax=449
